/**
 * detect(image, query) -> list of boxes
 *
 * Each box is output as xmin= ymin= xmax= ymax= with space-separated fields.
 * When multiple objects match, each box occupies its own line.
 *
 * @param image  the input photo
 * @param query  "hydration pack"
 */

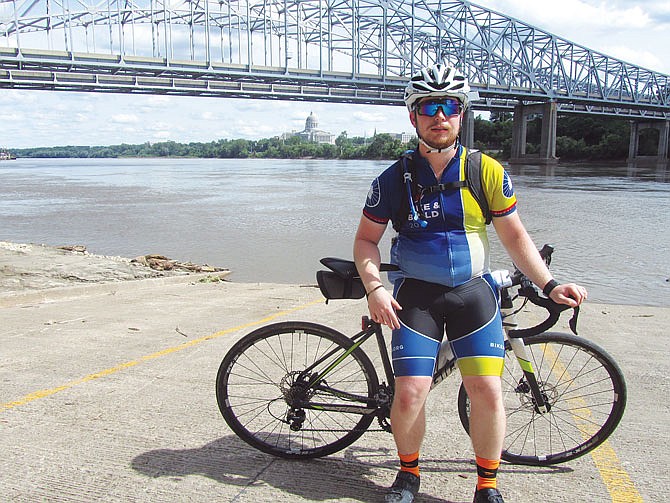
xmin=392 ymin=148 xmax=491 ymax=232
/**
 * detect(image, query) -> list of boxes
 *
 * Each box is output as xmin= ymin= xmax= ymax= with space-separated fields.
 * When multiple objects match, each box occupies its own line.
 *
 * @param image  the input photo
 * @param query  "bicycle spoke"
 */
xmin=217 ymin=322 xmax=379 ymax=458
xmin=495 ymin=334 xmax=626 ymax=464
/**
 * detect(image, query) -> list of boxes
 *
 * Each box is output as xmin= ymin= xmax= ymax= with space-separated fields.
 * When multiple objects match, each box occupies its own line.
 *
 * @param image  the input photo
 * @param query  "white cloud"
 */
xmin=0 ymin=111 xmax=23 ymax=122
xmin=73 ymin=113 xmax=90 ymax=123
xmin=478 ymin=0 xmax=669 ymax=72
xmin=484 ymin=0 xmax=649 ymax=31
xmin=149 ymin=120 xmax=174 ymax=131
xmin=152 ymin=130 xmax=172 ymax=140
xmin=352 ymin=110 xmax=394 ymax=123
xmin=235 ymin=123 xmax=283 ymax=138
xmin=601 ymin=46 xmax=664 ymax=72
xmin=146 ymin=95 xmax=173 ymax=106
xmin=111 ymin=114 xmax=141 ymax=124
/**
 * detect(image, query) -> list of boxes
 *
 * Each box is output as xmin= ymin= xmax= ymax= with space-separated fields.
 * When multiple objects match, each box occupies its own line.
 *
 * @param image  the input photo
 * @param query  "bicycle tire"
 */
xmin=216 ymin=321 xmax=380 ymax=459
xmin=457 ymin=331 xmax=627 ymax=466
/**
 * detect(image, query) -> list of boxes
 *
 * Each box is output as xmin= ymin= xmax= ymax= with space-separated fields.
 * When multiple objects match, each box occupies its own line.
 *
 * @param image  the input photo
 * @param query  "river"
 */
xmin=1 ymin=157 xmax=668 ymax=306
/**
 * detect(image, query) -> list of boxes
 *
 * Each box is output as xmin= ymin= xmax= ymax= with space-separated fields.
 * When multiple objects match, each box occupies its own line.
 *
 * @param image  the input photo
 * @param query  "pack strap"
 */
xmin=393 ymin=152 xmax=417 ymax=232
xmin=392 ymin=147 xmax=491 ymax=231
xmin=465 ymin=150 xmax=492 ymax=224
xmin=421 ymin=180 xmax=466 ymax=194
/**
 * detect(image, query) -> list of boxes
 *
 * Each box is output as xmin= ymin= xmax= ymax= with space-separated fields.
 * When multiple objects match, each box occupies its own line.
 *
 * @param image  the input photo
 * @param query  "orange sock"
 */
xmin=399 ymin=451 xmax=420 ymax=477
xmin=475 ymin=456 xmax=499 ymax=490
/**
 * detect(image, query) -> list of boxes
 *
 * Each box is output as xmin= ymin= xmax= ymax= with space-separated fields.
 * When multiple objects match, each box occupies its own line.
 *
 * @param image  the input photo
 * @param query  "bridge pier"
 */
xmin=461 ymin=109 xmax=475 ymax=148
xmin=628 ymin=120 xmax=669 ymax=162
xmin=509 ymin=102 xmax=558 ymax=165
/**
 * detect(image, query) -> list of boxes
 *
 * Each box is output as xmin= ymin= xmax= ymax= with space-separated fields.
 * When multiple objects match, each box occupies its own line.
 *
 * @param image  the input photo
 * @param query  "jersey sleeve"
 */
xmin=362 ymin=162 xmax=399 ymax=225
xmin=480 ymin=155 xmax=517 ymax=218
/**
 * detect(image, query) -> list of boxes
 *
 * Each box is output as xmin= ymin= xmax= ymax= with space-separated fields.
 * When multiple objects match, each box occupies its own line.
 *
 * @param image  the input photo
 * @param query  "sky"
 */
xmin=1 ymin=0 xmax=669 ymax=149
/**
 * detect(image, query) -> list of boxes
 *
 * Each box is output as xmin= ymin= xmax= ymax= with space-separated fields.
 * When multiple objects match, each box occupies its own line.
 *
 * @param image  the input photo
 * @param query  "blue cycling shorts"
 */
xmin=391 ymin=275 xmax=505 ymax=378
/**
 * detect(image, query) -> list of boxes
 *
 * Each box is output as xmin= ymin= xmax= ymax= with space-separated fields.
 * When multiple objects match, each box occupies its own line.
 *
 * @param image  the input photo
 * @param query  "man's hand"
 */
xmin=366 ymin=287 xmax=402 ymax=329
xmin=549 ymin=283 xmax=588 ymax=307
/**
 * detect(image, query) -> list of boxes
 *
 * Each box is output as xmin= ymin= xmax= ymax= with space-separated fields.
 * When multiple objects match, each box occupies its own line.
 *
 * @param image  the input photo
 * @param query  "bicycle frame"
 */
xmin=295 ymin=317 xmax=393 ymax=417
xmin=295 ymin=279 xmax=553 ymax=419
xmin=498 ymin=288 xmax=550 ymax=413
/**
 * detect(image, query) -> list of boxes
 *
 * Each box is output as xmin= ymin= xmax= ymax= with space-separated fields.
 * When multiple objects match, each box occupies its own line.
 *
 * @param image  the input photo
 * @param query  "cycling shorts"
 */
xmin=391 ymin=276 xmax=505 ymax=378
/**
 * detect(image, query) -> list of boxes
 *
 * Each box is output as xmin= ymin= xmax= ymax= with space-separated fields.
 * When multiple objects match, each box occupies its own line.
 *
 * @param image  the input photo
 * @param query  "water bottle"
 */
xmin=490 ymin=269 xmax=512 ymax=289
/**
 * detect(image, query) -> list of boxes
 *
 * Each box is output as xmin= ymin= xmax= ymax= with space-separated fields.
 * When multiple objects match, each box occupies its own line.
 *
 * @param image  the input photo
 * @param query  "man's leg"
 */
xmin=390 ymin=375 xmax=433 ymax=455
xmin=443 ymin=276 xmax=506 ymax=501
xmin=462 ymin=375 xmax=505 ymax=459
xmin=387 ymin=278 xmax=443 ymax=501
xmin=385 ymin=375 xmax=432 ymax=502
xmin=462 ymin=375 xmax=506 ymax=502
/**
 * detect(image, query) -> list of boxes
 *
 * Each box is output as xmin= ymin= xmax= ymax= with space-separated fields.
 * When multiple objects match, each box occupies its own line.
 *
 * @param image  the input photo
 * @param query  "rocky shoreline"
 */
xmin=0 ymin=241 xmax=229 ymax=293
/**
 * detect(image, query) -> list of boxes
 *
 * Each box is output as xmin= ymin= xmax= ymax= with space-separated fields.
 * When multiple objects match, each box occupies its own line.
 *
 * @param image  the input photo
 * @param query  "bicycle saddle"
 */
xmin=316 ymin=258 xmax=398 ymax=301
xmin=319 ymin=257 xmax=398 ymax=278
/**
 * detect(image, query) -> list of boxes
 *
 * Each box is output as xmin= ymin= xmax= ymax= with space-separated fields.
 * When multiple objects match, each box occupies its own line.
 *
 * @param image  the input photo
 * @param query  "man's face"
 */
xmin=409 ymin=97 xmax=463 ymax=150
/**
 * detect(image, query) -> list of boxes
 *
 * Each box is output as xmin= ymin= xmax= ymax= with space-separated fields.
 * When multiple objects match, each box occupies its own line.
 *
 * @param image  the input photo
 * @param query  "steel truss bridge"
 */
xmin=0 ymin=0 xmax=669 ymax=123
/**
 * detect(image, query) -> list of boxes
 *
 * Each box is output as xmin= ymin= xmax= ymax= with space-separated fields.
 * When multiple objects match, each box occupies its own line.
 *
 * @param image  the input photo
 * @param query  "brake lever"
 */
xmin=569 ymin=306 xmax=580 ymax=335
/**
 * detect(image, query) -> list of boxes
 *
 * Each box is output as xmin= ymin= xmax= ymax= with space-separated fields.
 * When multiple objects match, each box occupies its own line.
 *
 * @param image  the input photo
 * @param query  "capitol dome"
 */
xmin=305 ymin=112 xmax=318 ymax=130
xmin=282 ymin=111 xmax=335 ymax=144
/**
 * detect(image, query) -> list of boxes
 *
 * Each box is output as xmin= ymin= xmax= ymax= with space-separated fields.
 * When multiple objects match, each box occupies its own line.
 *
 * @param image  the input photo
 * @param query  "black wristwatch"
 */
xmin=542 ymin=279 xmax=560 ymax=297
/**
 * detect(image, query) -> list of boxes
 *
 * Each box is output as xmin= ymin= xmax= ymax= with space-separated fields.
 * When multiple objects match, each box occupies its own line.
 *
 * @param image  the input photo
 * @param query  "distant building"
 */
xmin=282 ymin=113 xmax=413 ymax=145
xmin=388 ymin=132 xmax=415 ymax=143
xmin=283 ymin=112 xmax=336 ymax=144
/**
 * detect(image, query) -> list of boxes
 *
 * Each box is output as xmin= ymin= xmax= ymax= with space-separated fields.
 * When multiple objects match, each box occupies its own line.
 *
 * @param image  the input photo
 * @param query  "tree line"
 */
xmin=11 ymin=114 xmax=657 ymax=161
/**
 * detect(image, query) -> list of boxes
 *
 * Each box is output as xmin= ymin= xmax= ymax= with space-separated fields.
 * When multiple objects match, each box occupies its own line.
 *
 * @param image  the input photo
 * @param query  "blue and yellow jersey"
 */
xmin=363 ymin=146 xmax=517 ymax=287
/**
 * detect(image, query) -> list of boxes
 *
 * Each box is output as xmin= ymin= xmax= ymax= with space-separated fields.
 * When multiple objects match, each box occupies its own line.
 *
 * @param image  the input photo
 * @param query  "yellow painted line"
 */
xmin=1 ymin=299 xmax=323 ymax=413
xmin=543 ymin=344 xmax=642 ymax=503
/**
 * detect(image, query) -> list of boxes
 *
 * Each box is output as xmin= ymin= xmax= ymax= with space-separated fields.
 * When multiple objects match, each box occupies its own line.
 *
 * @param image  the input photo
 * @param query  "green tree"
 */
xmin=11 ymin=114 xmax=637 ymax=161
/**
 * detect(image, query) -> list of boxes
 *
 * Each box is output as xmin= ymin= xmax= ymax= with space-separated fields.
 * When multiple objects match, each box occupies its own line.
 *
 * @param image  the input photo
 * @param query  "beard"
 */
xmin=419 ymin=124 xmax=460 ymax=151
xmin=421 ymin=134 xmax=457 ymax=150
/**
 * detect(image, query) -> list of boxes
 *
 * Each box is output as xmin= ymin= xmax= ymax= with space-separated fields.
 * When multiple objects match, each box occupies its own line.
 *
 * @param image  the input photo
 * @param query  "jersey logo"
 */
xmin=502 ymin=171 xmax=514 ymax=198
xmin=366 ymin=178 xmax=381 ymax=208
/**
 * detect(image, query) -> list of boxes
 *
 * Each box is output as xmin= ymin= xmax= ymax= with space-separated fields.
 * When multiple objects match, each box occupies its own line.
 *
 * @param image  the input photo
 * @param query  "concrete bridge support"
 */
xmin=628 ymin=120 xmax=669 ymax=162
xmin=509 ymin=102 xmax=558 ymax=164
xmin=461 ymin=109 xmax=475 ymax=148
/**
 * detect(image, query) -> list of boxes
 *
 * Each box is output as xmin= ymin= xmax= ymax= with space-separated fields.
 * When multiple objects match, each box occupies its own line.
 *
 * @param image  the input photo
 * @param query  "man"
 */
xmin=353 ymin=63 xmax=587 ymax=503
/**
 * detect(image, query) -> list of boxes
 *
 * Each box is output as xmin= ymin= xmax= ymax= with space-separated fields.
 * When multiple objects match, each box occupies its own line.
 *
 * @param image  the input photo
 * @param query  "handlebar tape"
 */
xmin=507 ymin=286 xmax=579 ymax=339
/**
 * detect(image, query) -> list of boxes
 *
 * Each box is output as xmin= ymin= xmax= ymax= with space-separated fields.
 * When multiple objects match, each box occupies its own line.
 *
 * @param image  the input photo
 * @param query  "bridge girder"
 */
xmin=0 ymin=0 xmax=668 ymax=119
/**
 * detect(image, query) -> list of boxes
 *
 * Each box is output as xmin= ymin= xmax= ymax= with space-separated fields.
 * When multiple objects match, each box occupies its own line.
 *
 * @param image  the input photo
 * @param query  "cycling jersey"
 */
xmin=363 ymin=146 xmax=517 ymax=288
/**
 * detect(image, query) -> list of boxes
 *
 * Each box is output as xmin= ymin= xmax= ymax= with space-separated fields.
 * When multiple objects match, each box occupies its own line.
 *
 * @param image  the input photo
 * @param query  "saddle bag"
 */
xmin=316 ymin=258 xmax=366 ymax=300
xmin=316 ymin=258 xmax=397 ymax=301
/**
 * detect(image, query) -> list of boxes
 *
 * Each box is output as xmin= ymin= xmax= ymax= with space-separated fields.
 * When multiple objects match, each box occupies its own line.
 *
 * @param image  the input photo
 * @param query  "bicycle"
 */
xmin=216 ymin=245 xmax=627 ymax=466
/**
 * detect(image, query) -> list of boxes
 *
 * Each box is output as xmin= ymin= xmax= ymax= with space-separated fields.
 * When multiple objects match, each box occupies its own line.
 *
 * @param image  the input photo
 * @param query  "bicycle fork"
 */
xmin=507 ymin=338 xmax=550 ymax=413
xmin=504 ymin=309 xmax=550 ymax=414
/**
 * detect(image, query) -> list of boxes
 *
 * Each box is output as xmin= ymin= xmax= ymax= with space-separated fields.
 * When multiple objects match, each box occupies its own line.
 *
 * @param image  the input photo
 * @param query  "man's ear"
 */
xmin=409 ymin=109 xmax=417 ymax=128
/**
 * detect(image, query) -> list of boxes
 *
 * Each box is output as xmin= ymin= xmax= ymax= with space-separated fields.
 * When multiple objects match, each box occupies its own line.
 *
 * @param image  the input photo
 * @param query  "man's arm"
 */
xmin=353 ymin=216 xmax=402 ymax=328
xmin=492 ymin=212 xmax=587 ymax=307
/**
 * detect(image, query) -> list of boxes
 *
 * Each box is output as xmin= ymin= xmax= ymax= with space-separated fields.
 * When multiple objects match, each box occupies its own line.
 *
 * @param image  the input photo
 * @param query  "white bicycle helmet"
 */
xmin=404 ymin=63 xmax=471 ymax=111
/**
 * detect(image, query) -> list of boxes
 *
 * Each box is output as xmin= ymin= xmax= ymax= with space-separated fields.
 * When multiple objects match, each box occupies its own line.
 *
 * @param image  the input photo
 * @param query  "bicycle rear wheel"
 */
xmin=457 ymin=332 xmax=627 ymax=465
xmin=216 ymin=321 xmax=379 ymax=459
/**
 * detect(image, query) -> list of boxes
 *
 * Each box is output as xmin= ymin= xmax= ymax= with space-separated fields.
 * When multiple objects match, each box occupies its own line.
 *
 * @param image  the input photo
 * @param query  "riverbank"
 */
xmin=0 ymin=241 xmax=229 ymax=294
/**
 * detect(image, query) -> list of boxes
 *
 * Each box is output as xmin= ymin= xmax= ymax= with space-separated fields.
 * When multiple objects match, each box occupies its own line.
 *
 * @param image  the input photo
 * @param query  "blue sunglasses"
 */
xmin=415 ymin=99 xmax=462 ymax=117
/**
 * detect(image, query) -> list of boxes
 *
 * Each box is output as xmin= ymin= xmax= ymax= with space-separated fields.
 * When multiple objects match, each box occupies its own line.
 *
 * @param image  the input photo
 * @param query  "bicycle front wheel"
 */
xmin=457 ymin=332 xmax=627 ymax=465
xmin=216 ymin=321 xmax=379 ymax=459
